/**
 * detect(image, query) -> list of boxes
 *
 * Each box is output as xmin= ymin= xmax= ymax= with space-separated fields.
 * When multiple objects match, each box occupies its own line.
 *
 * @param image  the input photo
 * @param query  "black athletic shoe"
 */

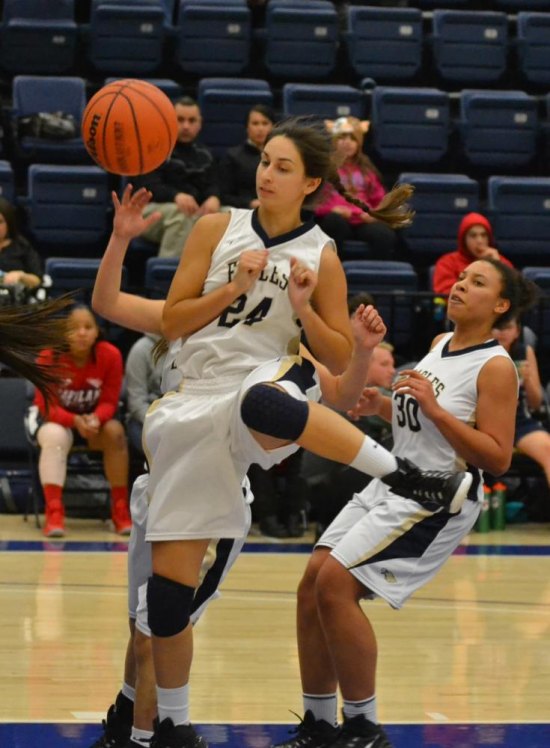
xmin=150 ymin=718 xmax=208 ymax=748
xmin=382 ymin=457 xmax=473 ymax=514
xmin=272 ymin=710 xmax=339 ymax=748
xmin=90 ymin=693 xmax=133 ymax=748
xmin=330 ymin=715 xmax=393 ymax=748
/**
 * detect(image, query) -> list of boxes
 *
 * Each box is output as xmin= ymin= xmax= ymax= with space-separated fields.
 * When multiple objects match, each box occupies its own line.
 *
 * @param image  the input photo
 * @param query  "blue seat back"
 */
xmin=371 ymin=87 xmax=450 ymax=164
xmin=265 ymin=0 xmax=338 ymax=80
xmin=175 ymin=0 xmax=251 ymax=76
xmin=399 ymin=173 xmax=479 ymax=261
xmin=12 ymin=75 xmax=86 ymax=119
xmin=145 ymin=257 xmax=179 ymax=299
xmin=517 ymin=12 xmax=550 ymax=86
xmin=488 ymin=176 xmax=550 ymax=260
xmin=282 ymin=84 xmax=363 ymax=118
xmin=346 ymin=6 xmax=422 ymax=82
xmin=432 ymin=10 xmax=508 ymax=85
xmin=0 ymin=161 xmax=15 ymax=203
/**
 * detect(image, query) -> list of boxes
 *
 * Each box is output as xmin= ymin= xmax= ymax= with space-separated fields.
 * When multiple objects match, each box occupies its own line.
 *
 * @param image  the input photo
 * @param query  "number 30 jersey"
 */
xmin=173 ymin=208 xmax=334 ymax=381
xmin=392 ymin=332 xmax=514 ymax=486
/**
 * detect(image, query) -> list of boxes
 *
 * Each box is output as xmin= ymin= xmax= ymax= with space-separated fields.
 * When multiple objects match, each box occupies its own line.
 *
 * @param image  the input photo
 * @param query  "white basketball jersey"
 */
xmin=392 ymin=333 xmax=513 ymax=498
xmin=173 ymin=208 xmax=333 ymax=380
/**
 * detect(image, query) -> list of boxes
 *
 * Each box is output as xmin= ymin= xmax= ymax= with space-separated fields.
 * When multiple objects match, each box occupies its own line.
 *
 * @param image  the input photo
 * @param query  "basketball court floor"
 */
xmin=1 ymin=515 xmax=549 ymax=747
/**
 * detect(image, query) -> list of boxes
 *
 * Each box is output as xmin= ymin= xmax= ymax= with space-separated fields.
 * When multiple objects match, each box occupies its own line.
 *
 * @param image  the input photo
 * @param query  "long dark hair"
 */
xmin=0 ymin=295 xmax=73 ymax=399
xmin=266 ymin=117 xmax=415 ymax=229
xmin=483 ymin=259 xmax=539 ymax=327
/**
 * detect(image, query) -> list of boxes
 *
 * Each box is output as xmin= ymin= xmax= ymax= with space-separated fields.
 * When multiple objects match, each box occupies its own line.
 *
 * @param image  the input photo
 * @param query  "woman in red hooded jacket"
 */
xmin=433 ymin=212 xmax=514 ymax=296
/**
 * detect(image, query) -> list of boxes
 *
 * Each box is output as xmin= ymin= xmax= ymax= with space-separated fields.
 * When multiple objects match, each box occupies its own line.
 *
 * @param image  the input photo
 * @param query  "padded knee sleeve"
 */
xmin=147 ymin=574 xmax=195 ymax=638
xmin=241 ymin=383 xmax=309 ymax=441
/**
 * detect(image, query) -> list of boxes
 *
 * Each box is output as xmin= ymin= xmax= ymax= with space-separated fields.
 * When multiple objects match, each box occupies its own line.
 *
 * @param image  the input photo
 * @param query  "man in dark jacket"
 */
xmin=134 ymin=97 xmax=220 ymax=258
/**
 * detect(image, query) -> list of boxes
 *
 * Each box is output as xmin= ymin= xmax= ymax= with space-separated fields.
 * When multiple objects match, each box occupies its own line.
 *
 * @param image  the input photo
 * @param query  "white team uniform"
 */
xmin=143 ymin=208 xmax=331 ymax=541
xmin=319 ymin=333 xmax=513 ymax=609
xmin=127 ymin=340 xmax=253 ymax=630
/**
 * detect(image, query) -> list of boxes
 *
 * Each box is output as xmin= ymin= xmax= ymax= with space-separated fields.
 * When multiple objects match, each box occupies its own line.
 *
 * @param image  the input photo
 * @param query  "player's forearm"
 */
xmin=298 ymin=304 xmax=352 ymax=375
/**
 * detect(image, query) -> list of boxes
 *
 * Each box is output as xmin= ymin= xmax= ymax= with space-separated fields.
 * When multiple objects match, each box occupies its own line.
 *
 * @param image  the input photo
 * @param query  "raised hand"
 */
xmin=288 ymin=256 xmax=317 ymax=316
xmin=392 ymin=369 xmax=440 ymax=419
xmin=351 ymin=304 xmax=387 ymax=352
xmin=232 ymin=249 xmax=269 ymax=294
xmin=112 ymin=184 xmax=162 ymax=241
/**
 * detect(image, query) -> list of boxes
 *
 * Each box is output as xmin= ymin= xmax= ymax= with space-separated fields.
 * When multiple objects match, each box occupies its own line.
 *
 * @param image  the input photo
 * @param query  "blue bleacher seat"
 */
xmin=21 ymin=165 xmax=110 ymax=248
xmin=342 ymin=260 xmax=418 ymax=347
xmin=88 ymin=0 xmax=166 ymax=75
xmin=197 ymin=78 xmax=273 ymax=157
xmin=432 ymin=10 xmax=508 ymax=85
xmin=105 ymin=77 xmax=183 ymax=101
xmin=398 ymin=173 xmax=479 ymax=263
xmin=282 ymin=84 xmax=364 ymax=119
xmin=414 ymin=0 xmax=468 ymax=6
xmin=11 ymin=75 xmax=88 ymax=164
xmin=517 ymin=12 xmax=550 ymax=86
xmin=487 ymin=176 xmax=550 ymax=261
xmin=145 ymin=256 xmax=179 ymax=299
xmin=0 ymin=161 xmax=15 ymax=203
xmin=174 ymin=0 xmax=251 ymax=76
xmin=495 ymin=0 xmax=550 ymax=9
xmin=0 ymin=0 xmax=77 ymax=74
xmin=45 ymin=257 xmax=126 ymax=300
xmin=263 ymin=0 xmax=338 ymax=80
xmin=459 ymin=90 xmax=538 ymax=168
xmin=370 ymin=87 xmax=450 ymax=165
xmin=345 ymin=6 xmax=423 ymax=83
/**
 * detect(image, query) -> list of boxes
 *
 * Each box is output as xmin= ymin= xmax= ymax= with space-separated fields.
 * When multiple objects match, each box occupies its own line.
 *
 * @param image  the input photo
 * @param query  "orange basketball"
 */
xmin=81 ymin=79 xmax=178 ymax=176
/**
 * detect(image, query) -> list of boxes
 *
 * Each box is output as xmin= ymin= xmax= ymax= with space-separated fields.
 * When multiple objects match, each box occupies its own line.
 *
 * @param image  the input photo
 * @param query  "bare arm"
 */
xmin=522 ymin=345 xmax=543 ymax=412
xmin=162 ymin=213 xmax=269 ymax=340
xmin=306 ymin=304 xmax=387 ymax=411
xmin=92 ymin=186 xmax=165 ymax=334
xmin=290 ymin=246 xmax=353 ymax=374
xmin=396 ymin=356 xmax=517 ymax=475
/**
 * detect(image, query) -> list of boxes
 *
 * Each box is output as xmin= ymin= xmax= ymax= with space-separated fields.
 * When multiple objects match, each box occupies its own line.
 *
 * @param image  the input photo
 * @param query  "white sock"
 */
xmin=303 ymin=693 xmax=338 ymax=726
xmin=130 ymin=726 xmax=154 ymax=745
xmin=121 ymin=683 xmax=136 ymax=702
xmin=349 ymin=437 xmax=397 ymax=478
xmin=156 ymin=684 xmax=189 ymax=726
xmin=343 ymin=695 xmax=377 ymax=724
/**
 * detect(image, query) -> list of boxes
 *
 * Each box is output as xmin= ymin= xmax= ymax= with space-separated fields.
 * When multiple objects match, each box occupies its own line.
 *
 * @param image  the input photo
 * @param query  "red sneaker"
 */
xmin=112 ymin=500 xmax=132 ymax=536
xmin=43 ymin=508 xmax=65 ymax=538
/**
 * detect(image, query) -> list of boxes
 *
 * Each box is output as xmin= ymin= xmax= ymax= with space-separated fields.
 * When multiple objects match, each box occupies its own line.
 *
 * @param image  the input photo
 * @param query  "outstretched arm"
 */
xmin=92 ymin=185 xmax=165 ymax=334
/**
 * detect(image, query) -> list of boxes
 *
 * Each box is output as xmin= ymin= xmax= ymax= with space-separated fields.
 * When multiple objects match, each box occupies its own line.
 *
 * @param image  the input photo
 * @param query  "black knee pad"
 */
xmin=240 ymin=383 xmax=309 ymax=441
xmin=147 ymin=574 xmax=195 ymax=638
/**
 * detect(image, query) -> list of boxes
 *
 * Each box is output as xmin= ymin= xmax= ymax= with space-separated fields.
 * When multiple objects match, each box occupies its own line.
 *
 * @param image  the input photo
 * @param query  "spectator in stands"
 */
xmin=301 ymin=293 xmax=396 ymax=539
xmin=125 ymin=332 xmax=164 ymax=460
xmin=0 ymin=197 xmax=43 ymax=295
xmin=314 ymin=117 xmax=398 ymax=260
xmin=433 ymin=212 xmax=514 ymax=296
xmin=491 ymin=314 xmax=550 ymax=496
xmin=31 ymin=305 xmax=131 ymax=538
xmin=219 ymin=103 xmax=276 ymax=209
xmin=134 ymin=97 xmax=220 ymax=258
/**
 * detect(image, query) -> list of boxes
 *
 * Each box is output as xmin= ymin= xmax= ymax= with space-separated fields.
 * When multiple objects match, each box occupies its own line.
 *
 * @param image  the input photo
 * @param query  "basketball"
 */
xmin=81 ymin=79 xmax=178 ymax=176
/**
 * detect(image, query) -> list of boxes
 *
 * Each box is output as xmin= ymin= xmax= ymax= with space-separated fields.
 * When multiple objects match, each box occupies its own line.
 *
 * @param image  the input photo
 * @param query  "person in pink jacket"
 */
xmin=314 ymin=117 xmax=398 ymax=260
xmin=433 ymin=212 xmax=514 ymax=296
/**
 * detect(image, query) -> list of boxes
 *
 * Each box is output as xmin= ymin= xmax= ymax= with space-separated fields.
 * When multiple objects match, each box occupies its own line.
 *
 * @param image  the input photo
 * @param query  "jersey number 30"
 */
xmin=394 ymin=393 xmax=421 ymax=432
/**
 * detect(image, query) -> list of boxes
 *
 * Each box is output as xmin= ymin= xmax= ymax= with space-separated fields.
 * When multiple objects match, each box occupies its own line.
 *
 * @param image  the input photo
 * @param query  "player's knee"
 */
xmin=147 ymin=574 xmax=195 ymax=638
xmin=240 ymin=383 xmax=309 ymax=441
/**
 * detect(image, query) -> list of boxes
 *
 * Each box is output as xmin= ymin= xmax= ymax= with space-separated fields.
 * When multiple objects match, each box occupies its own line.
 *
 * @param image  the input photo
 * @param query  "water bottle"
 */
xmin=475 ymin=485 xmax=492 ymax=533
xmin=490 ymin=482 xmax=507 ymax=531
xmin=433 ymin=296 xmax=447 ymax=323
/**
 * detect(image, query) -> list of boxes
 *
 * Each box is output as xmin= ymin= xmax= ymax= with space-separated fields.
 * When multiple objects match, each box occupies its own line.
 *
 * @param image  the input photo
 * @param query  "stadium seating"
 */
xmin=174 ymin=0 xmax=251 ymax=76
xmin=517 ymin=12 xmax=550 ymax=87
xmin=87 ymin=0 xmax=167 ymax=75
xmin=370 ymin=87 xmax=450 ymax=165
xmin=399 ymin=173 xmax=480 ymax=263
xmin=342 ymin=260 xmax=418 ymax=348
xmin=495 ymin=0 xmax=550 ymax=9
xmin=458 ymin=90 xmax=538 ymax=168
xmin=0 ymin=0 xmax=77 ymax=74
xmin=0 ymin=161 xmax=15 ymax=203
xmin=487 ymin=176 xmax=550 ymax=261
xmin=11 ymin=75 xmax=88 ymax=164
xmin=21 ymin=165 xmax=111 ymax=248
xmin=345 ymin=6 xmax=423 ymax=83
xmin=105 ymin=77 xmax=183 ymax=100
xmin=145 ymin=256 xmax=179 ymax=299
xmin=282 ymin=84 xmax=364 ymax=119
xmin=521 ymin=267 xmax=550 ymax=352
xmin=431 ymin=10 xmax=509 ymax=85
xmin=197 ymin=78 xmax=273 ymax=157
xmin=263 ymin=0 xmax=339 ymax=80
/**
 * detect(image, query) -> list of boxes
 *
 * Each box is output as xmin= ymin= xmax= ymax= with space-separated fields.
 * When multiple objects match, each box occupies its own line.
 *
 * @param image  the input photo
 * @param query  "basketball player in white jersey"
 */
xmin=273 ymin=258 xmax=539 ymax=748
xmin=95 ymin=161 xmax=469 ymax=746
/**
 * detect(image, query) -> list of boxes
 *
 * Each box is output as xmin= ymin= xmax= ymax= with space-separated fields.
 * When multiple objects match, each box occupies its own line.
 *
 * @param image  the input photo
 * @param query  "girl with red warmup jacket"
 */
xmin=33 ymin=305 xmax=131 ymax=538
xmin=433 ymin=212 xmax=514 ymax=296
